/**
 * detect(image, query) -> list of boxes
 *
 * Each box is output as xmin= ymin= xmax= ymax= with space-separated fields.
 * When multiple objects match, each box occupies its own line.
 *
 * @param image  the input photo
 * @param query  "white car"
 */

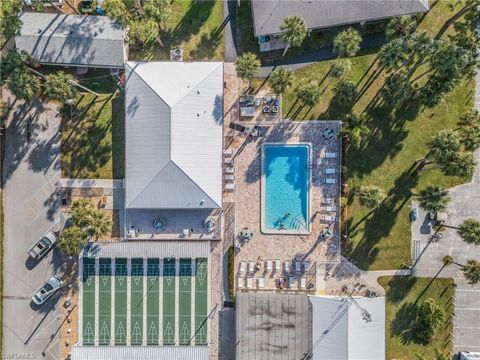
xmin=24 ymin=0 xmax=63 ymax=5
xmin=28 ymin=232 xmax=57 ymax=260
xmin=32 ymin=276 xmax=62 ymax=305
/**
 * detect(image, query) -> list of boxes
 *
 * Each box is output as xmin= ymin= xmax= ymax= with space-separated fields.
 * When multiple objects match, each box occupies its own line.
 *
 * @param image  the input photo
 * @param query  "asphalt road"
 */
xmin=2 ymin=92 xmax=62 ymax=359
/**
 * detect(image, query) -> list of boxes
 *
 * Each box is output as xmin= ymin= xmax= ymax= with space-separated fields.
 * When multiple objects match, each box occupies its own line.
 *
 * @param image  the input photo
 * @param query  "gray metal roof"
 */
xmin=235 ymin=293 xmax=312 ymax=360
xmin=310 ymin=296 xmax=385 ymax=360
xmin=15 ymin=13 xmax=126 ymax=68
xmin=251 ymin=0 xmax=429 ymax=36
xmin=125 ymin=62 xmax=223 ymax=209
xmin=71 ymin=345 xmax=209 ymax=360
xmin=82 ymin=240 xmax=211 ymax=258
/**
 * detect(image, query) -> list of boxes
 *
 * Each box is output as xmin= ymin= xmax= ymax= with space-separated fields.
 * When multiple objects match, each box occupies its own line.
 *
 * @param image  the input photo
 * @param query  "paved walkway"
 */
xmin=61 ymin=178 xmax=124 ymax=189
xmin=258 ymin=32 xmax=386 ymax=77
xmin=224 ymin=0 xmax=237 ymax=62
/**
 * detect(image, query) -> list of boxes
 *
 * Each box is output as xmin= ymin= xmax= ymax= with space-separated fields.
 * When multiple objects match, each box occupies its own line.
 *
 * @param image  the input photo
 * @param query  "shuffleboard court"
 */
xmin=163 ymin=258 xmax=176 ymax=345
xmin=114 ymin=258 xmax=127 ymax=345
xmin=146 ymin=258 xmax=160 ymax=345
xmin=195 ymin=258 xmax=208 ymax=345
xmin=82 ymin=257 xmax=96 ymax=345
xmin=179 ymin=258 xmax=192 ymax=345
xmin=130 ymin=258 xmax=144 ymax=345
xmin=98 ymin=258 xmax=112 ymax=345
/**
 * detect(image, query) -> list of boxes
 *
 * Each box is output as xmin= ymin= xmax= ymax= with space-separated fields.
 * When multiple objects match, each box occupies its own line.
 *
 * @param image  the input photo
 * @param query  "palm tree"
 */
xmin=44 ymin=71 xmax=76 ymax=102
xmin=408 ymin=31 xmax=435 ymax=60
xmin=428 ymin=130 xmax=461 ymax=163
xmin=386 ymin=15 xmax=416 ymax=40
xmin=333 ymin=80 xmax=358 ymax=109
xmin=268 ymin=67 xmax=293 ymax=95
xmin=279 ymin=16 xmax=308 ymax=56
xmin=236 ymin=52 xmax=261 ymax=89
xmin=460 ymin=123 xmax=480 ymax=151
xmin=459 ymin=109 xmax=480 ymax=127
xmin=458 ymin=218 xmax=480 ymax=245
xmin=440 ymin=151 xmax=476 ymax=178
xmin=378 ymin=38 xmax=408 ymax=71
xmin=341 ymin=113 xmax=370 ymax=147
xmin=128 ymin=19 xmax=160 ymax=45
xmin=57 ymin=226 xmax=87 ymax=256
xmin=380 ymin=73 xmax=413 ymax=106
xmin=84 ymin=210 xmax=112 ymax=241
xmin=358 ymin=185 xmax=385 ymax=209
xmin=6 ymin=70 xmax=41 ymax=100
xmin=104 ymin=0 xmax=130 ymax=26
xmin=333 ymin=28 xmax=362 ymax=58
xmin=431 ymin=41 xmax=469 ymax=80
xmin=414 ymin=298 xmax=445 ymax=343
xmin=330 ymin=58 xmax=351 ymax=80
xmin=295 ymin=81 xmax=321 ymax=107
xmin=69 ymin=198 xmax=96 ymax=227
xmin=418 ymin=186 xmax=450 ymax=215
xmin=463 ymin=259 xmax=480 ymax=284
xmin=1 ymin=49 xmax=35 ymax=77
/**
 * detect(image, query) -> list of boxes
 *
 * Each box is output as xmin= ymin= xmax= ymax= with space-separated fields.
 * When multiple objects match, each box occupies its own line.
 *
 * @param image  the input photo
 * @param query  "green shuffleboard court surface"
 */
xmin=195 ymin=257 xmax=208 ymax=345
xmin=179 ymin=258 xmax=192 ymax=345
xmin=82 ymin=257 xmax=96 ymax=345
xmin=163 ymin=258 xmax=176 ymax=345
xmin=114 ymin=258 xmax=127 ymax=345
xmin=146 ymin=258 xmax=160 ymax=345
xmin=98 ymin=258 xmax=112 ymax=345
xmin=130 ymin=258 xmax=144 ymax=345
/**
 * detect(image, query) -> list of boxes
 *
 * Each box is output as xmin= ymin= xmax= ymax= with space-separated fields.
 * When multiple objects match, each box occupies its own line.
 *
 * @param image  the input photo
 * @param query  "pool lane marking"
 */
xmin=143 ymin=258 xmax=148 ymax=346
xmin=191 ymin=258 xmax=196 ymax=346
xmin=78 ymin=256 xmax=83 ymax=345
xmin=159 ymin=258 xmax=163 ymax=346
xmin=175 ymin=258 xmax=180 ymax=346
xmin=126 ymin=258 xmax=132 ymax=346
xmin=111 ymin=258 xmax=115 ymax=346
xmin=94 ymin=257 xmax=99 ymax=346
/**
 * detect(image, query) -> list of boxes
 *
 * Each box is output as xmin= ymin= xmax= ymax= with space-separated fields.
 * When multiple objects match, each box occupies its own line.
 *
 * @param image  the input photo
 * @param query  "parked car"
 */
xmin=28 ymin=232 xmax=57 ymax=260
xmin=32 ymin=276 xmax=62 ymax=305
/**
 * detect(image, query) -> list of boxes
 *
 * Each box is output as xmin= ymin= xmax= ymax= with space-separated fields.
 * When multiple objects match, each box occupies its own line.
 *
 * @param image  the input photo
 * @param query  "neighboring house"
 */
xmin=251 ymin=0 xmax=429 ymax=51
xmin=14 ymin=13 xmax=127 ymax=69
xmin=236 ymin=293 xmax=385 ymax=360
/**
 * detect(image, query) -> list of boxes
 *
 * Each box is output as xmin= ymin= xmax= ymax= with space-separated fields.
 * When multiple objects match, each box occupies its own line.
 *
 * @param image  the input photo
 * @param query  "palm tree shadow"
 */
xmin=390 ymin=302 xmax=421 ymax=345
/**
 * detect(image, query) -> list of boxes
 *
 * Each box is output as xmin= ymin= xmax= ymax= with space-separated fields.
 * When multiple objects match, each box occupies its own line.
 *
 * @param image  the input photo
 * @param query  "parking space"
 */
xmin=80 ymin=256 xmax=208 ymax=346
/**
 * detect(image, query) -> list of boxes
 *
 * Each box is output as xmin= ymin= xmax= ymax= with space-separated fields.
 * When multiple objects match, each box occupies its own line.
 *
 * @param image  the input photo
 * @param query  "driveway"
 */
xmin=2 ymin=91 xmax=62 ymax=359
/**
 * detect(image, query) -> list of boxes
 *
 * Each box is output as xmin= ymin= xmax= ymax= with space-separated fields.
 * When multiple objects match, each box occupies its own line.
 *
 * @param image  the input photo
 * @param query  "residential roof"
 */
xmin=125 ymin=62 xmax=223 ymax=209
xmin=71 ymin=345 xmax=209 ymax=360
xmin=310 ymin=295 xmax=386 ymax=360
xmin=235 ymin=293 xmax=312 ymax=360
xmin=81 ymin=240 xmax=211 ymax=259
xmin=251 ymin=0 xmax=429 ymax=37
xmin=15 ymin=13 xmax=126 ymax=68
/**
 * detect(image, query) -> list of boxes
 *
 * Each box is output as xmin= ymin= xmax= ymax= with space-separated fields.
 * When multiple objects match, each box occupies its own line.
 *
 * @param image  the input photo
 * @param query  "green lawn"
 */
xmin=379 ymin=276 xmax=454 ymax=360
xmin=130 ymin=0 xmax=225 ymax=61
xmin=61 ymin=70 xmax=125 ymax=179
xmin=0 ymin=193 xmax=4 ymax=352
xmin=268 ymin=0 xmax=475 ymax=270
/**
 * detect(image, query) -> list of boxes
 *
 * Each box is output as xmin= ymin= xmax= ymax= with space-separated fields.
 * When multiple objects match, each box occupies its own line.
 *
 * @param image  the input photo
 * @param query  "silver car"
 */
xmin=28 ymin=232 xmax=57 ymax=260
xmin=32 ymin=276 xmax=62 ymax=305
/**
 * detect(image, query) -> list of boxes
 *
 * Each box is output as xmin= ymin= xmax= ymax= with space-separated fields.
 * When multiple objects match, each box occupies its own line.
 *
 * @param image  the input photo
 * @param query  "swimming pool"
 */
xmin=261 ymin=143 xmax=311 ymax=234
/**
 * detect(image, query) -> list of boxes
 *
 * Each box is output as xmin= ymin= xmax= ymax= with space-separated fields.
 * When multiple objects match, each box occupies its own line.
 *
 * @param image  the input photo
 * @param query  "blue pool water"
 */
xmin=263 ymin=144 xmax=310 ymax=232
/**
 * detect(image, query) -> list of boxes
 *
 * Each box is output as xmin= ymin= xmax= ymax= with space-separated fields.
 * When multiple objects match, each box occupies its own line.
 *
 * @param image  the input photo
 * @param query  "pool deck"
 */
xmin=223 ymin=118 xmax=342 ymax=292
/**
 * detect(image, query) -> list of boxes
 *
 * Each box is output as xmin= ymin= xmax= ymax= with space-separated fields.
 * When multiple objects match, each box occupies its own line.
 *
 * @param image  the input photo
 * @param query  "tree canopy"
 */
xmin=386 ymin=15 xmax=417 ymax=40
xmin=414 ymin=298 xmax=445 ymax=343
xmin=342 ymin=113 xmax=370 ymax=148
xmin=1 ymin=0 xmax=22 ymax=44
xmin=333 ymin=28 xmax=362 ymax=58
xmin=333 ymin=80 xmax=358 ymax=109
xmin=418 ymin=186 xmax=450 ymax=214
xmin=463 ymin=259 xmax=480 ymax=284
xmin=378 ymin=38 xmax=408 ymax=71
xmin=6 ymin=70 xmax=41 ymax=100
xmin=380 ymin=73 xmax=413 ymax=106
xmin=236 ymin=52 xmax=261 ymax=88
xmin=358 ymin=185 xmax=385 ymax=208
xmin=279 ymin=16 xmax=308 ymax=55
xmin=268 ymin=67 xmax=293 ymax=95
xmin=458 ymin=218 xmax=480 ymax=245
xmin=330 ymin=58 xmax=351 ymax=79
xmin=295 ymin=81 xmax=321 ymax=107
xmin=44 ymin=71 xmax=76 ymax=102
xmin=57 ymin=226 xmax=87 ymax=257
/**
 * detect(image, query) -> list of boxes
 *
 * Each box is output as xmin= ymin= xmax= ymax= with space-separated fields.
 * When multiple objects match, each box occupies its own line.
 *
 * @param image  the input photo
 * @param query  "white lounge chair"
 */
xmin=247 ymin=277 xmax=253 ymax=288
xmin=225 ymin=183 xmax=236 ymax=191
xmin=238 ymin=277 xmax=245 ymax=289
xmin=258 ymin=277 xmax=264 ymax=288
xmin=275 ymin=259 xmax=281 ymax=272
xmin=239 ymin=261 xmax=246 ymax=275
xmin=223 ymin=149 xmax=233 ymax=157
xmin=324 ymin=198 xmax=334 ymax=204
xmin=288 ymin=276 xmax=296 ymax=288
xmin=321 ymin=214 xmax=335 ymax=222
xmin=325 ymin=178 xmax=336 ymax=184
xmin=248 ymin=261 xmax=255 ymax=274
xmin=224 ymin=158 xmax=234 ymax=164
xmin=295 ymin=260 xmax=301 ymax=273
xmin=303 ymin=260 xmax=311 ymax=272
xmin=285 ymin=260 xmax=291 ymax=273
xmin=325 ymin=168 xmax=336 ymax=174
xmin=300 ymin=276 xmax=306 ymax=289
xmin=266 ymin=259 xmax=273 ymax=272
xmin=224 ymin=174 xmax=235 ymax=181
xmin=225 ymin=167 xmax=235 ymax=174
xmin=326 ymin=152 xmax=336 ymax=158
xmin=322 ymin=205 xmax=337 ymax=212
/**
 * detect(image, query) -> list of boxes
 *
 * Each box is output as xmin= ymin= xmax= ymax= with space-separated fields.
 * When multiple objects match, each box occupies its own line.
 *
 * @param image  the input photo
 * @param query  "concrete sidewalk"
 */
xmin=61 ymin=178 xmax=124 ymax=189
